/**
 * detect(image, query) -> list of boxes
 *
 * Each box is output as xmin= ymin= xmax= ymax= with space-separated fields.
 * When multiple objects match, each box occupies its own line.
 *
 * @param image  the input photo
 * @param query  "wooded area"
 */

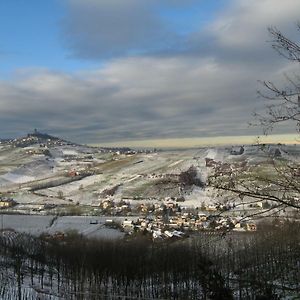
xmin=0 ymin=221 xmax=299 ymax=299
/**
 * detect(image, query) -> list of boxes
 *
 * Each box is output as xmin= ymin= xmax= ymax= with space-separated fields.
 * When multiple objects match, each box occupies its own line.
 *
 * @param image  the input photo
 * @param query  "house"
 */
xmin=138 ymin=203 xmax=148 ymax=213
xmin=0 ymin=198 xmax=17 ymax=208
xmin=122 ymin=219 xmax=134 ymax=228
xmin=207 ymin=205 xmax=217 ymax=211
xmin=68 ymin=169 xmax=80 ymax=177
xmin=105 ymin=219 xmax=113 ymax=225
xmin=152 ymin=230 xmax=163 ymax=239
xmin=100 ymin=199 xmax=114 ymax=210
xmin=164 ymin=230 xmax=173 ymax=238
xmin=246 ymin=223 xmax=257 ymax=231
xmin=198 ymin=213 xmax=207 ymax=221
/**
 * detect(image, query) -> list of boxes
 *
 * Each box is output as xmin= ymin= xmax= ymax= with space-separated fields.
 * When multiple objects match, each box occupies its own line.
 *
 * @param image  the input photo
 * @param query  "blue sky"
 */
xmin=0 ymin=0 xmax=299 ymax=144
xmin=0 ymin=0 xmax=225 ymax=75
xmin=0 ymin=0 xmax=94 ymax=76
xmin=157 ymin=1 xmax=227 ymax=34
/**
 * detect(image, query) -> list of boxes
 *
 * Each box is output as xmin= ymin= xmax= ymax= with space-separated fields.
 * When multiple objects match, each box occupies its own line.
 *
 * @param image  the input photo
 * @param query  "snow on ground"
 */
xmin=205 ymin=149 xmax=218 ymax=159
xmin=125 ymin=174 xmax=143 ymax=183
xmin=12 ymin=192 xmax=45 ymax=204
xmin=48 ymin=216 xmax=99 ymax=234
xmin=3 ymin=145 xmax=299 ymax=211
xmin=12 ymin=192 xmax=67 ymax=205
xmin=206 ymin=147 xmax=230 ymax=161
xmin=2 ymin=173 xmax=35 ymax=183
xmin=48 ymin=216 xmax=125 ymax=239
xmin=0 ymin=157 xmax=56 ymax=185
xmin=40 ymin=174 xmax=105 ymax=196
xmin=1 ymin=215 xmax=128 ymax=239
xmin=1 ymin=215 xmax=53 ymax=235
xmin=61 ymin=149 xmax=79 ymax=156
xmin=88 ymin=227 xmax=124 ymax=239
xmin=168 ymin=159 xmax=183 ymax=168
xmin=184 ymin=187 xmax=212 ymax=207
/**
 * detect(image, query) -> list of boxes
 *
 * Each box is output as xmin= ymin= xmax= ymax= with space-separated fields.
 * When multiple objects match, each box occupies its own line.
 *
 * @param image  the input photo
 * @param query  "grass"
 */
xmin=93 ymin=155 xmax=137 ymax=172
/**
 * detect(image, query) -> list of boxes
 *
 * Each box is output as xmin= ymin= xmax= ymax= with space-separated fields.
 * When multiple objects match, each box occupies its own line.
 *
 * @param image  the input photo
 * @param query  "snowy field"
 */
xmin=1 ymin=215 xmax=127 ymax=239
xmin=1 ymin=143 xmax=300 ymax=212
xmin=1 ymin=215 xmax=53 ymax=235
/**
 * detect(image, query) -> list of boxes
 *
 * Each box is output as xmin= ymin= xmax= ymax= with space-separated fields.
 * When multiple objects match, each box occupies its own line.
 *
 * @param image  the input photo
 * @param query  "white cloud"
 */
xmin=1 ymin=0 xmax=299 ymax=142
xmin=0 ymin=54 xmax=286 ymax=142
xmin=208 ymin=0 xmax=300 ymax=49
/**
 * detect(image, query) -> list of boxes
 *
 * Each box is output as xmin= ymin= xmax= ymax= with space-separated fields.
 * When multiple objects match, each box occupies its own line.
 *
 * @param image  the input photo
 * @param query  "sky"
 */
xmin=0 ymin=0 xmax=300 ymax=145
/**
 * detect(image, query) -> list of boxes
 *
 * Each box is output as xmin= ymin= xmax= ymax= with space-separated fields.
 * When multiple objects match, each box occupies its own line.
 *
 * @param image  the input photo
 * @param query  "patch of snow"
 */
xmin=2 ymin=173 xmax=35 ymax=183
xmin=61 ymin=149 xmax=79 ymax=156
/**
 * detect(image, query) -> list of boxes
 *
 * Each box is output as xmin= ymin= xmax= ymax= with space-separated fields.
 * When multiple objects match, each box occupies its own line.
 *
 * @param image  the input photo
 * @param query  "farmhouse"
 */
xmin=122 ymin=219 xmax=134 ymax=228
xmin=0 ymin=198 xmax=17 ymax=208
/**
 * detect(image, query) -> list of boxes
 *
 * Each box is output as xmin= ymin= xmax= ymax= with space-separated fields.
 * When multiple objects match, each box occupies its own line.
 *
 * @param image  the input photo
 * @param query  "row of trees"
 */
xmin=0 ymin=231 xmax=232 ymax=300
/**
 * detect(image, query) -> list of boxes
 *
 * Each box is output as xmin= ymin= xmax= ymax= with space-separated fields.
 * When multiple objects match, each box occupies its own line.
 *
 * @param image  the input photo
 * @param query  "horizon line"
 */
xmin=90 ymin=134 xmax=299 ymax=149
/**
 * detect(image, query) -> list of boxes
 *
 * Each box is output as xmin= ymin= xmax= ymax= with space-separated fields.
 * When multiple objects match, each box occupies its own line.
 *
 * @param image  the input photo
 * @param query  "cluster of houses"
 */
xmin=99 ymin=197 xmax=187 ymax=215
xmin=25 ymin=147 xmax=50 ymax=156
xmin=120 ymin=212 xmax=257 ymax=240
xmin=98 ymin=198 xmax=257 ymax=240
xmin=99 ymin=196 xmax=259 ymax=215
xmin=6 ymin=132 xmax=68 ymax=148
xmin=99 ymin=199 xmax=132 ymax=214
xmin=205 ymin=158 xmax=249 ymax=178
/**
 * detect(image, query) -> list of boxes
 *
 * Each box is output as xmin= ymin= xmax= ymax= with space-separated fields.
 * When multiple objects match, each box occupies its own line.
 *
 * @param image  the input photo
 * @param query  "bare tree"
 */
xmin=255 ymin=25 xmax=300 ymax=134
xmin=209 ymin=25 xmax=300 ymax=220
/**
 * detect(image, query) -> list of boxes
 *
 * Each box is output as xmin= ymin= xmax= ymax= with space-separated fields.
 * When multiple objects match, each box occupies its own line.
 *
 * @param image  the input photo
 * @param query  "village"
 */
xmin=0 ymin=131 xmax=298 ymax=243
xmin=1 ymin=190 xmax=259 ymax=241
xmin=98 ymin=196 xmax=258 ymax=240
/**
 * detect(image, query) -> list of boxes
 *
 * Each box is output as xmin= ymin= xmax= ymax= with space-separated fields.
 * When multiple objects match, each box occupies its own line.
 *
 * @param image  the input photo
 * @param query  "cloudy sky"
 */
xmin=0 ymin=0 xmax=299 ymax=145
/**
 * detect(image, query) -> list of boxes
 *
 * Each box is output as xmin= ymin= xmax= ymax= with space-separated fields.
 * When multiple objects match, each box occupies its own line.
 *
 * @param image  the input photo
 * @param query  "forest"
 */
xmin=0 ymin=220 xmax=299 ymax=299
